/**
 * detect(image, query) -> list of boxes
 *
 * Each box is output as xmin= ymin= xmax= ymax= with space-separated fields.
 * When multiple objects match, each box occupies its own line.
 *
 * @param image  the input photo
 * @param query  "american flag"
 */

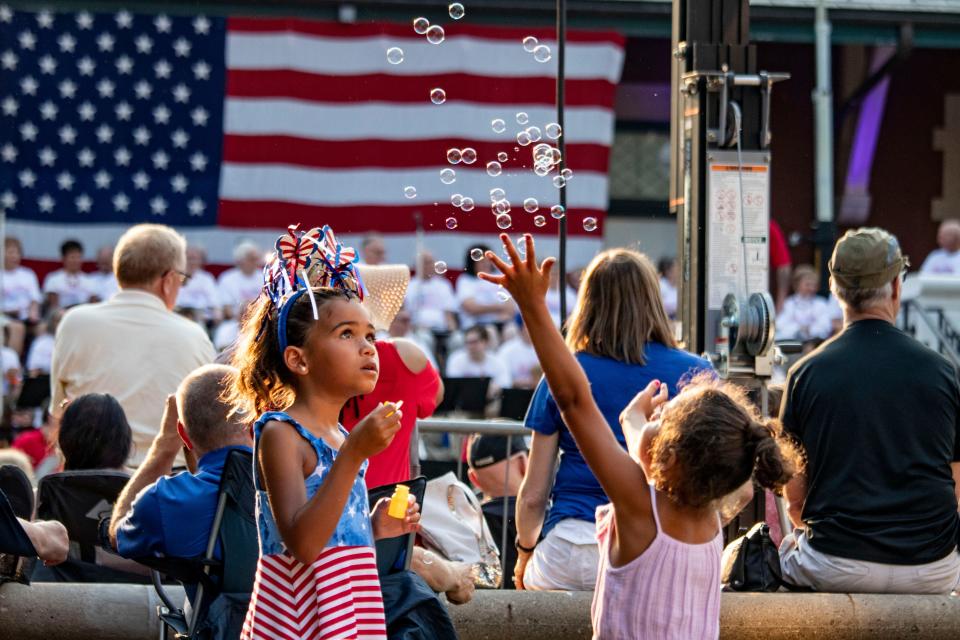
xmin=0 ymin=6 xmax=624 ymax=269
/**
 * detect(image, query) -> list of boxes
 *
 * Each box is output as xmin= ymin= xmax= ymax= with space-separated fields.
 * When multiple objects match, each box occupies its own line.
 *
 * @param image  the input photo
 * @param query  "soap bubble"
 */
xmin=451 ymin=193 xmax=464 ymax=207
xmin=550 ymin=204 xmax=565 ymax=219
xmin=491 ymin=118 xmax=506 ymax=133
xmin=486 ymin=161 xmax=502 ymax=177
xmin=430 ymin=88 xmax=446 ymax=104
xmin=460 ymin=197 xmax=475 ymax=211
xmin=534 ymin=214 xmax=547 ymax=227
xmin=552 ymin=175 xmax=566 ymax=189
xmin=440 ymin=168 xmax=456 ymax=184
xmin=545 ymin=123 xmax=562 ymax=139
xmin=446 ymin=148 xmax=462 ymax=164
xmin=470 ymin=248 xmax=484 ymax=261
xmin=426 ymin=25 xmax=445 ymax=44
xmin=517 ymin=131 xmax=532 ymax=146
xmin=496 ymin=213 xmax=512 ymax=229
xmin=490 ymin=187 xmax=506 ymax=201
xmin=497 ymin=287 xmax=511 ymax=301
xmin=434 ymin=260 xmax=448 ymax=274
xmin=461 ymin=147 xmax=477 ymax=164
xmin=413 ymin=17 xmax=430 ymax=34
xmin=526 ymin=126 xmax=542 ymax=142
xmin=403 ymin=186 xmax=417 ymax=199
xmin=561 ymin=168 xmax=573 ymax=180
xmin=534 ymin=164 xmax=551 ymax=177
xmin=448 ymin=2 xmax=465 ymax=19
xmin=446 ymin=217 xmax=458 ymax=230
xmin=516 ymin=112 xmax=529 ymax=125
xmin=386 ymin=47 xmax=404 ymax=64
xmin=583 ymin=217 xmax=598 ymax=232
xmin=494 ymin=199 xmax=511 ymax=214
xmin=523 ymin=197 xmax=539 ymax=213
xmin=522 ymin=36 xmax=538 ymax=52
xmin=533 ymin=45 xmax=552 ymax=63
xmin=497 ymin=151 xmax=509 ymax=163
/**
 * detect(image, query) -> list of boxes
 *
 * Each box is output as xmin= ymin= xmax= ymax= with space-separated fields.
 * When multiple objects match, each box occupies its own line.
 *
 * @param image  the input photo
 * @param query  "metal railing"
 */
xmin=901 ymin=300 xmax=960 ymax=368
xmin=414 ymin=417 xmax=529 ymax=588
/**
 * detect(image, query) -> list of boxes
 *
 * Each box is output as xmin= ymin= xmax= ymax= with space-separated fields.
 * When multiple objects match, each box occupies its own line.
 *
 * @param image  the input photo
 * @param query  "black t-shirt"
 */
xmin=781 ymin=319 xmax=960 ymax=565
xmin=481 ymin=496 xmax=517 ymax=589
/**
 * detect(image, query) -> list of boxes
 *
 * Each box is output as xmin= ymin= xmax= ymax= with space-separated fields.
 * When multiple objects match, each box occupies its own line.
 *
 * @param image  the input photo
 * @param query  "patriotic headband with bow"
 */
xmin=263 ymin=224 xmax=365 ymax=352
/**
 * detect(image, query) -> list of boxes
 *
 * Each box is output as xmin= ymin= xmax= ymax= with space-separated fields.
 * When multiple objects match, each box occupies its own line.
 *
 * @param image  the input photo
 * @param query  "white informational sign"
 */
xmin=706 ymin=156 xmax=770 ymax=309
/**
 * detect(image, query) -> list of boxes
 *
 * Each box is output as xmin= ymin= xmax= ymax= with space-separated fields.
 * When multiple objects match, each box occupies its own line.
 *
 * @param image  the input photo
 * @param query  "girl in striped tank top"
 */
xmin=228 ymin=225 xmax=421 ymax=640
xmin=482 ymin=234 xmax=803 ymax=639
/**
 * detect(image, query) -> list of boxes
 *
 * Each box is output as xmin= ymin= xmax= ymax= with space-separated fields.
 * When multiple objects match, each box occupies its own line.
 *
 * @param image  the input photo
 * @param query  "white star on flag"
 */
xmin=1 ymin=50 xmax=17 ymax=70
xmin=133 ymin=171 xmax=150 ymax=190
xmin=171 ymin=174 xmax=188 ymax=193
xmin=36 ymin=10 xmax=53 ymax=29
xmin=38 ymin=54 xmax=56 ymax=74
xmin=152 ymin=150 xmax=170 ymax=170
xmin=18 ymin=31 xmax=36 ymax=50
xmin=96 ymin=78 xmax=115 ymax=98
xmin=1 ymin=96 xmax=17 ymax=116
xmin=38 ymin=194 xmax=55 ymax=213
xmin=94 ymin=170 xmax=112 ymax=189
xmin=113 ymin=192 xmax=130 ymax=212
xmin=173 ymin=84 xmax=191 ymax=103
xmin=115 ymin=101 xmax=133 ymax=120
xmin=38 ymin=146 xmax=56 ymax=166
xmin=191 ymin=107 xmax=209 ymax=126
xmin=39 ymin=100 xmax=57 ymax=120
xmin=75 ymin=194 xmax=92 ymax=213
xmin=78 ymin=101 xmax=96 ymax=121
xmin=97 ymin=32 xmax=115 ymax=52
xmin=189 ymin=152 xmax=208 ymax=172
xmin=58 ymin=125 xmax=77 ymax=144
xmin=114 ymin=147 xmax=131 ymax=166
xmin=193 ymin=16 xmax=210 ymax=35
xmin=171 ymin=129 xmax=189 ymax=148
xmin=153 ymin=104 xmax=171 ymax=124
xmin=154 ymin=14 xmax=171 ymax=33
xmin=0 ymin=143 xmax=16 ymax=162
xmin=135 ymin=34 xmax=153 ymax=54
xmin=76 ymin=11 xmax=93 ymax=29
xmin=18 ymin=169 xmax=36 ymax=188
xmin=173 ymin=37 xmax=191 ymax=58
xmin=56 ymin=171 xmax=74 ymax=190
xmin=19 ymin=121 xmax=37 ymax=141
xmin=154 ymin=59 xmax=171 ymax=79
xmin=115 ymin=10 xmax=133 ymax=29
xmin=95 ymin=124 xmax=114 ymax=144
xmin=192 ymin=60 xmax=210 ymax=80
xmin=134 ymin=80 xmax=152 ymax=99
xmin=58 ymin=79 xmax=77 ymax=99
xmin=0 ymin=191 xmax=16 ymax=210
xmin=0 ymin=5 xmax=13 ymax=23
xmin=116 ymin=55 xmax=134 ymax=74
xmin=77 ymin=56 xmax=95 ymax=75
xmin=133 ymin=126 xmax=151 ymax=146
xmin=77 ymin=148 xmax=95 ymax=167
xmin=58 ymin=33 xmax=76 ymax=53
xmin=150 ymin=196 xmax=168 ymax=215
xmin=20 ymin=76 xmax=37 ymax=95
xmin=188 ymin=198 xmax=205 ymax=216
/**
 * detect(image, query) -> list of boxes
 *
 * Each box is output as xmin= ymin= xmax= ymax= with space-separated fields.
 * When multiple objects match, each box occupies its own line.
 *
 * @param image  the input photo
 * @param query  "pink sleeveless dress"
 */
xmin=591 ymin=484 xmax=722 ymax=639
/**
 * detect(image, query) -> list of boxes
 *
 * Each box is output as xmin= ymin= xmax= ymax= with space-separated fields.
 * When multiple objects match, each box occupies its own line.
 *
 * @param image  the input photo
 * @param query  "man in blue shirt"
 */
xmin=108 ymin=364 xmax=252 ymax=559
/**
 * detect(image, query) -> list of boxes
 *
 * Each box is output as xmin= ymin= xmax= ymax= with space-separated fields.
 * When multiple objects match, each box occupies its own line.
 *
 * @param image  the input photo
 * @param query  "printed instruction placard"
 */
xmin=707 ymin=158 xmax=770 ymax=309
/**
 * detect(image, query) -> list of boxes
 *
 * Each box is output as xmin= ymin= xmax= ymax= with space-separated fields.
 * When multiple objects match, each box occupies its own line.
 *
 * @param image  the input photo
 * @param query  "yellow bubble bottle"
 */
xmin=388 ymin=484 xmax=409 ymax=519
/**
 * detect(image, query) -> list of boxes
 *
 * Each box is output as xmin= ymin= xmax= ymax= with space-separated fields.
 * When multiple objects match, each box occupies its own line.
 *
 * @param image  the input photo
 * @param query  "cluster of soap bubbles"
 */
xmin=533 ymin=143 xmax=563 ymax=176
xmin=447 ymin=147 xmax=477 ymax=164
xmin=521 ymin=35 xmax=552 ymax=63
xmin=413 ymin=16 xmax=446 ymax=44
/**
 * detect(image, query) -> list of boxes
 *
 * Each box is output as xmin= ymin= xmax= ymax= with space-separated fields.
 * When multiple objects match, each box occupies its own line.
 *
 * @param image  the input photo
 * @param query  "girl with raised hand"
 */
xmin=229 ymin=225 xmax=420 ymax=640
xmin=480 ymin=233 xmax=801 ymax=639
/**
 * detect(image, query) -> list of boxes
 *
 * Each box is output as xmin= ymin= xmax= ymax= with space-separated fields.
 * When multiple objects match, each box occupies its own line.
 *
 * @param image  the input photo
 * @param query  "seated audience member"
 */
xmin=388 ymin=307 xmax=437 ymax=369
xmin=109 ymin=365 xmax=252 ymax=561
xmin=2 ymin=237 xmax=41 ymax=323
xmin=658 ymin=257 xmax=679 ymax=319
xmin=7 ymin=512 xmax=69 ymax=566
xmin=12 ymin=412 xmax=57 ymax=479
xmin=467 ymin=434 xmax=528 ymax=590
xmin=176 ymin=246 xmax=222 ymax=324
xmin=776 ymin=265 xmax=833 ymax=343
xmin=446 ymin=325 xmax=512 ymax=392
xmin=781 ymin=228 xmax=960 ymax=593
xmin=58 ymin=394 xmax=132 ymax=471
xmin=25 ymin=310 xmax=61 ymax=376
xmin=0 ymin=448 xmax=36 ymax=486
xmin=88 ymin=246 xmax=119 ymax=302
xmin=457 ymin=245 xmax=514 ymax=330
xmin=361 ymin=233 xmax=388 ymax=265
xmin=217 ymin=242 xmax=263 ymax=320
xmin=43 ymin=239 xmax=94 ymax=310
xmin=921 ymin=219 xmax=960 ymax=275
xmin=497 ymin=321 xmax=540 ymax=389
xmin=406 ymin=251 xmax=458 ymax=334
xmin=1 ymin=334 xmax=21 ymax=399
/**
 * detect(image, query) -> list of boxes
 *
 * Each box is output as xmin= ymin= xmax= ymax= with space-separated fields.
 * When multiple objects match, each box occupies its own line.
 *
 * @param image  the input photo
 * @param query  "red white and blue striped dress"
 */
xmin=241 ymin=412 xmax=386 ymax=640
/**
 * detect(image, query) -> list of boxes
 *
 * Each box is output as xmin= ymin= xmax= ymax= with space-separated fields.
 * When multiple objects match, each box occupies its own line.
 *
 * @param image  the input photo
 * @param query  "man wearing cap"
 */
xmin=467 ymin=434 xmax=528 ymax=589
xmin=779 ymin=227 xmax=960 ymax=593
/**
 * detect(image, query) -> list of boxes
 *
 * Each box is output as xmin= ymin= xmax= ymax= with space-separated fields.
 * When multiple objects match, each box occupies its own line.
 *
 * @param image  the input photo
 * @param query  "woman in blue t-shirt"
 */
xmin=515 ymin=248 xmax=711 ymax=591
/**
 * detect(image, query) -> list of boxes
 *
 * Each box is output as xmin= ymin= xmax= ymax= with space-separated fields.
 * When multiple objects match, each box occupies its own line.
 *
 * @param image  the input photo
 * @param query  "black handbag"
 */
xmin=720 ymin=522 xmax=785 ymax=592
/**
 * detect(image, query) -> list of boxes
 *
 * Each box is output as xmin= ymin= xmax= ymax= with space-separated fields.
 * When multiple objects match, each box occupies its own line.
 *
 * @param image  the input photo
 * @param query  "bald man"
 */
xmin=921 ymin=220 xmax=960 ymax=275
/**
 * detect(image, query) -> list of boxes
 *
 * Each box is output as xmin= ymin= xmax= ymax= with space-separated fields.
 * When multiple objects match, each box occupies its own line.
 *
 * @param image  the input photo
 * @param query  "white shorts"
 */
xmin=523 ymin=518 xmax=599 ymax=591
xmin=780 ymin=530 xmax=960 ymax=594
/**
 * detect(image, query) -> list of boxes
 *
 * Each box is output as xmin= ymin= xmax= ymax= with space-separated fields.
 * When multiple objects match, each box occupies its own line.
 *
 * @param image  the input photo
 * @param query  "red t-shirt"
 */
xmin=769 ymin=220 xmax=792 ymax=270
xmin=341 ymin=340 xmax=440 ymax=490
xmin=12 ymin=428 xmax=53 ymax=468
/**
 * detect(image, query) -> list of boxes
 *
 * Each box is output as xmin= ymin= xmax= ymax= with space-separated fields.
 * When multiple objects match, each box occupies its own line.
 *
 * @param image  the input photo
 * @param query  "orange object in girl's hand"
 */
xmin=388 ymin=484 xmax=410 ymax=519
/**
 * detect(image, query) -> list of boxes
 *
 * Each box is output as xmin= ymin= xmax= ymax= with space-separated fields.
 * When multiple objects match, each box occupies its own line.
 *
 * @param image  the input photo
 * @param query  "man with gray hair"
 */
xmin=779 ymin=227 xmax=960 ymax=593
xmin=108 ymin=364 xmax=252 ymax=560
xmin=921 ymin=219 xmax=960 ymax=275
xmin=51 ymin=224 xmax=216 ymax=464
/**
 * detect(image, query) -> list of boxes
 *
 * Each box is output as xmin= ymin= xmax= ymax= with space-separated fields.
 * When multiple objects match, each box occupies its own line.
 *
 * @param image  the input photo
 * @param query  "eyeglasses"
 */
xmin=167 ymin=269 xmax=191 ymax=285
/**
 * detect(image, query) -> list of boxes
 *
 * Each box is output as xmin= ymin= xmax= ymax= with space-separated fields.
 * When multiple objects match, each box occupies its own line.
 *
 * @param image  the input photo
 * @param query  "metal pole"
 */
xmin=556 ymin=0 xmax=568 ymax=328
xmin=813 ymin=0 xmax=835 ymax=284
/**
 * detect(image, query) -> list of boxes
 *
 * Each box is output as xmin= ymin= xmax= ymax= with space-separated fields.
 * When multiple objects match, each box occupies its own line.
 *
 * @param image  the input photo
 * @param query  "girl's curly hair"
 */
xmin=647 ymin=374 xmax=803 ymax=508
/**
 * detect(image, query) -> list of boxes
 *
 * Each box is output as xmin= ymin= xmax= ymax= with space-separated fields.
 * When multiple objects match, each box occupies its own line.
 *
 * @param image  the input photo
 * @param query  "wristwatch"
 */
xmin=515 ymin=536 xmax=537 ymax=553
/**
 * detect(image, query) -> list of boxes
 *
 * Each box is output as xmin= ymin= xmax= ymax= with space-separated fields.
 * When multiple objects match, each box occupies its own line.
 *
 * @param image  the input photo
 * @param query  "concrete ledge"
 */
xmin=2 ymin=583 xmax=960 ymax=639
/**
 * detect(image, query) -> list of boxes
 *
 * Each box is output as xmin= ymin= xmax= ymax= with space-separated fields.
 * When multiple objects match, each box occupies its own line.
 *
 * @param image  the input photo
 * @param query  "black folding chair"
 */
xmin=435 ymin=377 xmax=490 ymax=417
xmin=0 ymin=464 xmax=35 ymax=519
xmin=35 ymin=469 xmax=149 ymax=583
xmin=0 ymin=487 xmax=37 ymax=585
xmin=145 ymin=448 xmax=257 ymax=640
xmin=368 ymin=477 xmax=428 ymax=577
xmin=499 ymin=388 xmax=535 ymax=421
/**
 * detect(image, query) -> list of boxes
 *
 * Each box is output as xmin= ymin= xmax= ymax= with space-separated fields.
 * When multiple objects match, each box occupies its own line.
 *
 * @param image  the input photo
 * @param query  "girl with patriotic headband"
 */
xmin=228 ymin=224 xmax=420 ymax=640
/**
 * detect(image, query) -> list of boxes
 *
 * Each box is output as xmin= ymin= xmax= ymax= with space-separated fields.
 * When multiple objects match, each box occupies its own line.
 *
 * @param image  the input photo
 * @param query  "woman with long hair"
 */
xmin=514 ymin=248 xmax=712 ymax=591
